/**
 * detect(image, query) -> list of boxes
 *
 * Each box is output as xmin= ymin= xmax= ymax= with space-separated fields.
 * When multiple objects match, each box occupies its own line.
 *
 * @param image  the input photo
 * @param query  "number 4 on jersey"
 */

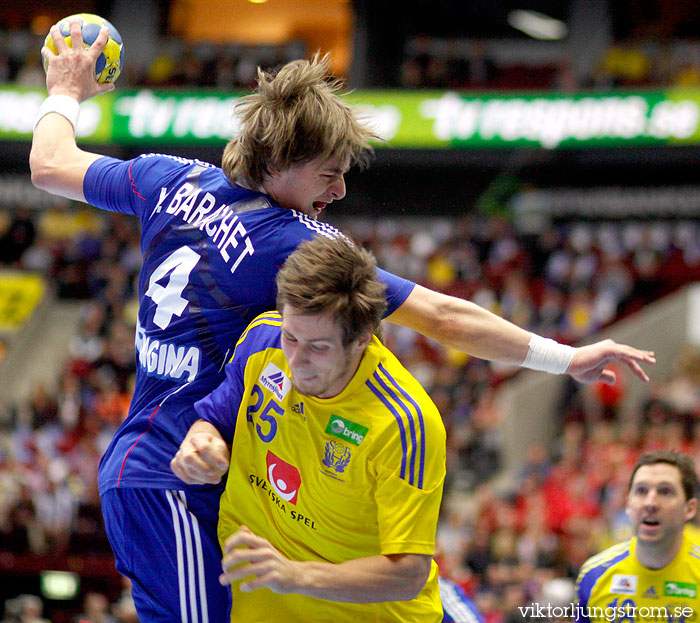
xmin=145 ymin=247 xmax=201 ymax=329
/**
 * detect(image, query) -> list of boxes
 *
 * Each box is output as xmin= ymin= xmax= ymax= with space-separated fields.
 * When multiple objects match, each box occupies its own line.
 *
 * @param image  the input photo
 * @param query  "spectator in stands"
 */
xmin=0 ymin=206 xmax=36 ymax=265
xmin=73 ymin=592 xmax=117 ymax=623
xmin=400 ymin=34 xmax=433 ymax=88
xmin=15 ymin=52 xmax=44 ymax=88
xmin=112 ymin=577 xmax=138 ymax=623
xmin=594 ymin=39 xmax=652 ymax=87
xmin=465 ymin=41 xmax=496 ymax=89
xmin=1 ymin=594 xmax=49 ymax=623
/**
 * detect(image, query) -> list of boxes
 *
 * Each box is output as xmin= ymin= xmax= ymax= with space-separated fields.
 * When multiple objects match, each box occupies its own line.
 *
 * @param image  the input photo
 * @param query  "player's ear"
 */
xmin=352 ymin=331 xmax=372 ymax=353
xmin=685 ymin=497 xmax=698 ymax=522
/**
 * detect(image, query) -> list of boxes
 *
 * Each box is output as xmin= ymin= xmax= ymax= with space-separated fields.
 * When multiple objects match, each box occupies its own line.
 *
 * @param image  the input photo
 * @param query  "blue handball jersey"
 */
xmin=83 ymin=153 xmax=415 ymax=494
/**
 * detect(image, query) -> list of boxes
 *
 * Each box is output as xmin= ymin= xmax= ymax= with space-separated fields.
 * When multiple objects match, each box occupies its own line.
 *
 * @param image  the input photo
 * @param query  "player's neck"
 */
xmin=635 ymin=532 xmax=684 ymax=570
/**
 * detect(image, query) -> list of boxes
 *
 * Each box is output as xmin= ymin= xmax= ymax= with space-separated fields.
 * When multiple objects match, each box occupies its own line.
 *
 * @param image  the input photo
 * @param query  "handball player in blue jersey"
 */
xmin=32 ymin=21 xmax=656 ymax=622
xmin=439 ymin=577 xmax=484 ymax=623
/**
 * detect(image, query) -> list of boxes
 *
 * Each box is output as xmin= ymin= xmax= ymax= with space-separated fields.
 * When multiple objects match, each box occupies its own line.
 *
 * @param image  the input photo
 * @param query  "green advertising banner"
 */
xmin=0 ymin=85 xmax=112 ymax=141
xmin=112 ymin=89 xmax=245 ymax=145
xmin=4 ymin=85 xmax=700 ymax=149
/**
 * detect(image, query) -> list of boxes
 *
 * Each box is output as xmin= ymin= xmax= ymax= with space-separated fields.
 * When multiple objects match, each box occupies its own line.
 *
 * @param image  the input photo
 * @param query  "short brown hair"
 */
xmin=276 ymin=236 xmax=387 ymax=345
xmin=628 ymin=450 xmax=699 ymax=501
xmin=222 ymin=53 xmax=375 ymax=188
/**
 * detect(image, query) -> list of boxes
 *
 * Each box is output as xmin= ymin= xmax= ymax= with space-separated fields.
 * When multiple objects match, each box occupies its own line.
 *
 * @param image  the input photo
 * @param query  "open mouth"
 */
xmin=642 ymin=518 xmax=660 ymax=527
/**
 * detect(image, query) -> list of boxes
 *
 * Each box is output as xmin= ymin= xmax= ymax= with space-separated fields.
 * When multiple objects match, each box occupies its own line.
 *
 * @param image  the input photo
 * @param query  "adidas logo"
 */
xmin=642 ymin=586 xmax=658 ymax=599
xmin=291 ymin=402 xmax=304 ymax=415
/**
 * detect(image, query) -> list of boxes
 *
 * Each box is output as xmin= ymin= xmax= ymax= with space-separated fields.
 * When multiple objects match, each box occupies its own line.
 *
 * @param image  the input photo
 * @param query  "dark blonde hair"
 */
xmin=276 ymin=236 xmax=387 ymax=346
xmin=222 ymin=53 xmax=376 ymax=188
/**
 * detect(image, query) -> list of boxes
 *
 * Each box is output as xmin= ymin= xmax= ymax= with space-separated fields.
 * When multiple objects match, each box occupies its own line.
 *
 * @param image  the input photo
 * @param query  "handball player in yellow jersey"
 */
xmin=576 ymin=451 xmax=700 ymax=623
xmin=172 ymin=236 xmax=446 ymax=622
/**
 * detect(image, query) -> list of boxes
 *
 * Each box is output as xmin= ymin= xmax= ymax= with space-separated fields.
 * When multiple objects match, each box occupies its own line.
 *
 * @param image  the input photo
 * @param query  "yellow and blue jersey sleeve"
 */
xmin=575 ymin=541 xmax=632 ymax=623
xmin=194 ymin=312 xmax=282 ymax=442
xmin=366 ymin=358 xmax=446 ymax=556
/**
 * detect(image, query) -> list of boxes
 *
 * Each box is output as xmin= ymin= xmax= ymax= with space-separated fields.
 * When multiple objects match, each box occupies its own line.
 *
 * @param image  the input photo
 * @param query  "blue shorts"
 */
xmin=101 ymin=487 xmax=230 ymax=623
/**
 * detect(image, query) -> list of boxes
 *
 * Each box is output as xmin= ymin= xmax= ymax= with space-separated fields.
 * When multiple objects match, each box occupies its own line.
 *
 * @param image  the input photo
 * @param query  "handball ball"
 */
xmin=43 ymin=13 xmax=124 ymax=84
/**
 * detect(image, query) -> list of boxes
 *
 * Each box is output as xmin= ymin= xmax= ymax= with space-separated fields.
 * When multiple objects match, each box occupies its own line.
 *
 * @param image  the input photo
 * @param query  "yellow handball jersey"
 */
xmin=195 ymin=311 xmax=446 ymax=623
xmin=575 ymin=532 xmax=700 ymax=623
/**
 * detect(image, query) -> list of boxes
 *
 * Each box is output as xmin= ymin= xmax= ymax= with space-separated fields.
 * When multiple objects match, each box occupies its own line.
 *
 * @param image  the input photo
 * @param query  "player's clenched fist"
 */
xmin=220 ymin=526 xmax=299 ymax=593
xmin=171 ymin=420 xmax=230 ymax=485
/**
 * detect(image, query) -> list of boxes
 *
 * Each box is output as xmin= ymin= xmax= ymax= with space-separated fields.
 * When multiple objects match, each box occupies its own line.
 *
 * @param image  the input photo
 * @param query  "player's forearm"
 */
xmin=387 ymin=285 xmax=655 ymax=383
xmin=30 ymin=112 xmax=100 ymax=201
xmin=387 ymin=284 xmax=532 ymax=364
xmin=292 ymin=553 xmax=431 ymax=603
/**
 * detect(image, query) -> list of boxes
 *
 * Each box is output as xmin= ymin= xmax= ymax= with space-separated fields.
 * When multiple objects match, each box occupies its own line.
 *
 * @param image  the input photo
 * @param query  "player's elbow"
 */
xmin=401 ymin=579 xmax=428 ymax=601
xmin=29 ymin=150 xmax=58 ymax=192
xmin=393 ymin=554 xmax=432 ymax=601
xmin=29 ymin=145 xmax=88 ymax=202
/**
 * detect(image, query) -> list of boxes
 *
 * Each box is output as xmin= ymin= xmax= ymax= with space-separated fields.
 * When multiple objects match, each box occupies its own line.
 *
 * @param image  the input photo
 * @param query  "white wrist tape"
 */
xmin=522 ymin=334 xmax=575 ymax=375
xmin=34 ymin=94 xmax=80 ymax=134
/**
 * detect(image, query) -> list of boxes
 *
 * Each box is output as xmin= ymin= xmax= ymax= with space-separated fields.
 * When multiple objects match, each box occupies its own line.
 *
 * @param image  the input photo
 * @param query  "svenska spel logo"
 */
xmin=266 ymin=450 xmax=301 ymax=505
xmin=259 ymin=362 xmax=292 ymax=401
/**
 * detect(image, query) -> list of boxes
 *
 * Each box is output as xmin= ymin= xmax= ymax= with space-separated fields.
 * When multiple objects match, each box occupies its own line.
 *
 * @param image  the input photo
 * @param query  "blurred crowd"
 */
xmin=1 ymin=586 xmax=137 ymax=623
xmin=0 ymin=26 xmax=306 ymax=90
xmin=0 ymin=206 xmax=137 ymax=620
xmin=399 ymin=36 xmax=700 ymax=91
xmin=1 ymin=201 xmax=700 ymax=618
xmin=399 ymin=1 xmax=700 ymax=91
xmin=4 ymin=21 xmax=700 ymax=91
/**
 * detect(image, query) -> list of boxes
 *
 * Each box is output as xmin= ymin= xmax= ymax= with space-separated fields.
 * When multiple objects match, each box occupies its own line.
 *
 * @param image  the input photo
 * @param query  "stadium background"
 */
xmin=1 ymin=0 xmax=700 ymax=620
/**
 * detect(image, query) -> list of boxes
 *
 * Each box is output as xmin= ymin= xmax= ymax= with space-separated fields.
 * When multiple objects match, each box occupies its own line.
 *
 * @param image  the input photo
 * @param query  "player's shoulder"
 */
xmin=363 ymin=340 xmax=445 ymax=439
xmin=368 ymin=342 xmax=440 ymax=416
xmin=267 ymin=211 xmax=349 ymax=275
xmin=233 ymin=312 xmax=283 ymax=360
xmin=679 ymin=526 xmax=700 ymax=569
xmin=576 ymin=540 xmax=632 ymax=593
xmin=137 ymin=152 xmax=218 ymax=169
xmin=129 ymin=152 xmax=219 ymax=184
xmin=684 ymin=523 xmax=700 ymax=546
xmin=285 ymin=210 xmax=344 ymax=239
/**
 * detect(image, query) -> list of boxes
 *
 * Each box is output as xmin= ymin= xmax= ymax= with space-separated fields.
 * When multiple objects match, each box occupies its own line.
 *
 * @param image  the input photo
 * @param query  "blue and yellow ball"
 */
xmin=43 ymin=13 xmax=124 ymax=84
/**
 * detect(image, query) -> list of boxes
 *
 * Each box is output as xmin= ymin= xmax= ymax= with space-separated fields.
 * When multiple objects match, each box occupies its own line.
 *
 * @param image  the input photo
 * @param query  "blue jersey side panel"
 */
xmin=83 ymin=155 xmax=415 ymax=494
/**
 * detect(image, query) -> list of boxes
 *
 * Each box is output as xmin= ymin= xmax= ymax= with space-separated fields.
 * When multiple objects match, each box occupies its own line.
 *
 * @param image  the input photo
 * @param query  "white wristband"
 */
xmin=34 ymin=94 xmax=80 ymax=134
xmin=522 ymin=334 xmax=575 ymax=375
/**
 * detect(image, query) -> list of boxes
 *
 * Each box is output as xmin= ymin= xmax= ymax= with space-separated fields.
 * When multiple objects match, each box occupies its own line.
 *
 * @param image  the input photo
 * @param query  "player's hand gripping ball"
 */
xmin=43 ymin=13 xmax=124 ymax=83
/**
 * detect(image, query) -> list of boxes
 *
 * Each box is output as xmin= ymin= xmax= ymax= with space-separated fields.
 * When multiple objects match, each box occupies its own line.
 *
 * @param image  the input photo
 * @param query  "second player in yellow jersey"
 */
xmin=172 ymin=236 xmax=446 ymax=622
xmin=576 ymin=451 xmax=700 ymax=623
